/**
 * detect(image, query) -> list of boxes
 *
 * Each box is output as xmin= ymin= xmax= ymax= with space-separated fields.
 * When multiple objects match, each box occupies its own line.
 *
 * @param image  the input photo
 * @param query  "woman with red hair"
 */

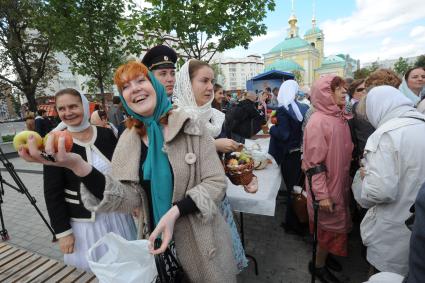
xmin=303 ymin=75 xmax=353 ymax=283
xmin=20 ymin=60 xmax=237 ymax=282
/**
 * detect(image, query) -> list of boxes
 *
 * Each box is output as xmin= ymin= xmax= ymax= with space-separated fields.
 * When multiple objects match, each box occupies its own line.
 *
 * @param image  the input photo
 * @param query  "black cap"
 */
xmin=142 ymin=45 xmax=177 ymax=71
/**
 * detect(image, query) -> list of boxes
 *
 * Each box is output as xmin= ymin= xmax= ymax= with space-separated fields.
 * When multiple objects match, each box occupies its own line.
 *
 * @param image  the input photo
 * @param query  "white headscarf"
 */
xmin=277 ymin=80 xmax=303 ymax=121
xmin=366 ymin=86 xmax=415 ymax=128
xmin=399 ymin=77 xmax=421 ymax=105
xmin=53 ymin=90 xmax=91 ymax=132
xmin=173 ymin=59 xmax=224 ymax=138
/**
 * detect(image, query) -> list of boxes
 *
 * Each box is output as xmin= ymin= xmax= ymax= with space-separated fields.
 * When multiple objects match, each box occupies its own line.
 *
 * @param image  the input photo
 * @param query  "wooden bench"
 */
xmin=0 ymin=242 xmax=98 ymax=283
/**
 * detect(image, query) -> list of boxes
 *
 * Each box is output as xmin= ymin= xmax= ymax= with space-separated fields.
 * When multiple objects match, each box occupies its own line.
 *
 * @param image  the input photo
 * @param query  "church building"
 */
xmin=263 ymin=3 xmax=359 ymax=87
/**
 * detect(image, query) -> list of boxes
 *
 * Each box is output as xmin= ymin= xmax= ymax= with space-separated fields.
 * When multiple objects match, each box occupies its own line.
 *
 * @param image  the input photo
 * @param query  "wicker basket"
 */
xmin=225 ymin=159 xmax=255 ymax=186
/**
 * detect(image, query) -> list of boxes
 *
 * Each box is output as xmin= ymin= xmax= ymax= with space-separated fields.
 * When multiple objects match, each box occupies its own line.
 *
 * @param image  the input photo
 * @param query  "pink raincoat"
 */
xmin=302 ymin=75 xmax=353 ymax=234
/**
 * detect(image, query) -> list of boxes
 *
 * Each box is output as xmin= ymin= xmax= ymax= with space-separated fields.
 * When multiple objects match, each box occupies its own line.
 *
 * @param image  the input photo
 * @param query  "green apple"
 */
xmin=13 ymin=131 xmax=43 ymax=151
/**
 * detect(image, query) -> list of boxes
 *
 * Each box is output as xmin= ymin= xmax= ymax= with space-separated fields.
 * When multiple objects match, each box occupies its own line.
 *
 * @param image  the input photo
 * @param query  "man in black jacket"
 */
xmin=224 ymin=91 xmax=266 ymax=143
xmin=34 ymin=109 xmax=51 ymax=137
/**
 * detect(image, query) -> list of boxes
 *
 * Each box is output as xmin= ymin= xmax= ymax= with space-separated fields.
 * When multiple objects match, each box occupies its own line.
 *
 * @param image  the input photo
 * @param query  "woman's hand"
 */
xmin=58 ymin=234 xmax=75 ymax=254
xmin=18 ymin=134 xmax=92 ymax=177
xmin=319 ymin=198 xmax=334 ymax=213
xmin=132 ymin=207 xmax=141 ymax=218
xmin=148 ymin=205 xmax=180 ymax=255
xmin=360 ymin=166 xmax=366 ymax=180
xmin=214 ymin=138 xmax=242 ymax=153
xmin=243 ymin=176 xmax=258 ymax=194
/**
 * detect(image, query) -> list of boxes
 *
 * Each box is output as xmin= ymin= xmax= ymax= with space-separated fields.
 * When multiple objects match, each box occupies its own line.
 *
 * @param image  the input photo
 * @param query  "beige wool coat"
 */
xmin=81 ymin=108 xmax=237 ymax=282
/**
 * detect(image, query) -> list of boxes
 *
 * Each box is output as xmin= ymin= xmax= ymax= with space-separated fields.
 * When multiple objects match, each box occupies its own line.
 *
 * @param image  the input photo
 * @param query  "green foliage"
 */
xmin=353 ymin=68 xmax=371 ymax=79
xmin=293 ymin=70 xmax=303 ymax=85
xmin=369 ymin=61 xmax=379 ymax=73
xmin=10 ymin=94 xmax=21 ymax=118
xmin=41 ymin=0 xmax=143 ymax=97
xmin=210 ymin=63 xmax=223 ymax=77
xmin=139 ymin=0 xmax=276 ymax=62
xmin=414 ymin=55 xmax=425 ymax=68
xmin=354 ymin=61 xmax=384 ymax=80
xmin=0 ymin=0 xmax=59 ymax=111
xmin=1 ymin=134 xmax=14 ymax=143
xmin=393 ymin=57 xmax=411 ymax=75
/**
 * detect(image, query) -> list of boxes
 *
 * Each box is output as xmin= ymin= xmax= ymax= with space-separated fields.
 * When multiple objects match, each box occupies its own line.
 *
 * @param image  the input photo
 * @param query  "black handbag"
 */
xmin=405 ymin=204 xmax=415 ymax=231
xmin=154 ymin=239 xmax=186 ymax=283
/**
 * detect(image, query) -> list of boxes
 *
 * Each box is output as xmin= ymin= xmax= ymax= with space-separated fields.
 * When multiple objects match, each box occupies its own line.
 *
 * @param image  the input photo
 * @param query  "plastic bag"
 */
xmin=364 ymin=272 xmax=404 ymax=283
xmin=87 ymin=232 xmax=157 ymax=283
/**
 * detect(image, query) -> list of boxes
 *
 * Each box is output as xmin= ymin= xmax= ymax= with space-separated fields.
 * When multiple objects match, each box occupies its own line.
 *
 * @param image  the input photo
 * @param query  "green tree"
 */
xmin=293 ymin=70 xmax=303 ymax=85
xmin=0 ymin=0 xmax=59 ymax=112
xmin=138 ymin=0 xmax=276 ymax=62
xmin=42 ymin=0 xmax=142 ymax=102
xmin=10 ymin=93 xmax=21 ymax=118
xmin=414 ymin=55 xmax=425 ymax=68
xmin=210 ymin=62 xmax=223 ymax=77
xmin=393 ymin=57 xmax=411 ymax=75
xmin=369 ymin=61 xmax=380 ymax=73
xmin=353 ymin=68 xmax=371 ymax=79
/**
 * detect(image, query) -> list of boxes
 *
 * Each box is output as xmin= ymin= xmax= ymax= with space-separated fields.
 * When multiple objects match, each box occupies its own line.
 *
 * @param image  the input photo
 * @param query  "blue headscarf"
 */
xmin=120 ymin=71 xmax=173 ymax=226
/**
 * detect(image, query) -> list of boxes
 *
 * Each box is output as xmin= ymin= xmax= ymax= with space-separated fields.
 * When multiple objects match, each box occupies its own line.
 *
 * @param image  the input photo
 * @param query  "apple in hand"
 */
xmin=13 ymin=131 xmax=43 ymax=151
xmin=46 ymin=131 xmax=73 ymax=153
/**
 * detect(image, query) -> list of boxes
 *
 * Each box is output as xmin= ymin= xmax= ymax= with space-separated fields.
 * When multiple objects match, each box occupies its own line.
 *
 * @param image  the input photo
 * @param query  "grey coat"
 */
xmin=81 ymin=108 xmax=237 ymax=282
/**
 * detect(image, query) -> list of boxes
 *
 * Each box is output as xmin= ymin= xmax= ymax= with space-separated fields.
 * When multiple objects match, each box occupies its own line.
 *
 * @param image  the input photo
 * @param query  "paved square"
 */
xmin=1 ymin=156 xmax=368 ymax=282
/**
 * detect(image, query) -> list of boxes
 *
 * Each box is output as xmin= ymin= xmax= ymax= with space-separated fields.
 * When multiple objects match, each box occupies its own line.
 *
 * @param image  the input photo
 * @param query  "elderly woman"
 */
xmin=23 ymin=88 xmax=137 ymax=271
xmin=399 ymin=67 xmax=425 ymax=104
xmin=268 ymin=80 xmax=309 ymax=235
xmin=357 ymin=86 xmax=425 ymax=276
xmin=19 ymin=61 xmax=237 ymax=282
xmin=303 ymin=75 xmax=353 ymax=283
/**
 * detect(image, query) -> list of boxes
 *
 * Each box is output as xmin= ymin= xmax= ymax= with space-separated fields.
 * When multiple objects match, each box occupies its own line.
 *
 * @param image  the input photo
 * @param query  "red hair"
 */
xmin=114 ymin=60 xmax=175 ymax=136
xmin=114 ymin=61 xmax=149 ymax=92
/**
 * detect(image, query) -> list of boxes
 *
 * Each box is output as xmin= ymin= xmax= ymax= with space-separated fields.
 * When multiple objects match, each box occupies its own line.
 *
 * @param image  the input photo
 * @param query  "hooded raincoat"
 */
xmin=302 ymin=76 xmax=353 ymax=254
xmin=360 ymin=86 xmax=425 ymax=276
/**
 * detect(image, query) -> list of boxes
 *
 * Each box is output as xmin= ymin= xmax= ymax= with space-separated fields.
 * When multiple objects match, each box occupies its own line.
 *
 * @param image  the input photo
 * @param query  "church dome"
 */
xmin=265 ymin=59 xmax=304 ymax=72
xmin=322 ymin=55 xmax=345 ymax=66
xmin=268 ymin=37 xmax=311 ymax=54
xmin=304 ymin=27 xmax=323 ymax=36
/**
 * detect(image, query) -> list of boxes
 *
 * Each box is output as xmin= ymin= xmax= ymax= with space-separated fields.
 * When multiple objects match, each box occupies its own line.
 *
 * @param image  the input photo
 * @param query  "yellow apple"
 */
xmin=13 ymin=131 xmax=43 ymax=151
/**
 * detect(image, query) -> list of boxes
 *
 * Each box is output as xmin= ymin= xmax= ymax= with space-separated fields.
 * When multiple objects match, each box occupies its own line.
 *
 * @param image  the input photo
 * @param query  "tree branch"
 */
xmin=0 ymin=74 xmax=22 ymax=91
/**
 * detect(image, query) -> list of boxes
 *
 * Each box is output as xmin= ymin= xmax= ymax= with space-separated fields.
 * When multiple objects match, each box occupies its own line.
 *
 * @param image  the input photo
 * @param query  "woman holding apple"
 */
xmin=19 ymin=61 xmax=237 ymax=282
xmin=18 ymin=88 xmax=136 ymax=271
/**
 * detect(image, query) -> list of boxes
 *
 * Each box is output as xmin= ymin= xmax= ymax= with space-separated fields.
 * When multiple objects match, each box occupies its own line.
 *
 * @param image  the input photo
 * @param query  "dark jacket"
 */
xmin=349 ymin=102 xmax=375 ymax=160
xmin=268 ymin=102 xmax=309 ymax=165
xmin=43 ymin=126 xmax=116 ymax=237
xmin=107 ymin=105 xmax=124 ymax=128
xmin=224 ymin=99 xmax=266 ymax=138
xmin=35 ymin=116 xmax=51 ymax=137
xmin=406 ymin=182 xmax=425 ymax=283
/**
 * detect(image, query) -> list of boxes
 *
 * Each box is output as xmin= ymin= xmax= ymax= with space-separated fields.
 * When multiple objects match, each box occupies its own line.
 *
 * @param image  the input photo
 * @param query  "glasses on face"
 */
xmin=356 ymin=88 xmax=365 ymax=92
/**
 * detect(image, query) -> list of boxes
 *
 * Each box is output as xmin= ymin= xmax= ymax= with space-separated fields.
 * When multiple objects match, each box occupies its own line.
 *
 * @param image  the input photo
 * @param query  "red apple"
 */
xmin=13 ymin=131 xmax=43 ymax=151
xmin=49 ymin=131 xmax=73 ymax=152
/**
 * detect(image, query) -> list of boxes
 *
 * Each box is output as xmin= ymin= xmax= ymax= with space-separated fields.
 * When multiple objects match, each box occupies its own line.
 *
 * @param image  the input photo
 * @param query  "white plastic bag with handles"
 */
xmin=87 ymin=232 xmax=157 ymax=283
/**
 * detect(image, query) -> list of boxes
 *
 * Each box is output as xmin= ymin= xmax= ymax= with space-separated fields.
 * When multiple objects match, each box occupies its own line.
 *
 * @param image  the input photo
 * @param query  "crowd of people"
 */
xmin=16 ymin=43 xmax=425 ymax=283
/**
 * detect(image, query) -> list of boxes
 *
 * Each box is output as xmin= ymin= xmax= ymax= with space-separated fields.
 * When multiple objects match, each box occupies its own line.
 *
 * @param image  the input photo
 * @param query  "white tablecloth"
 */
xmin=226 ymin=138 xmax=282 ymax=216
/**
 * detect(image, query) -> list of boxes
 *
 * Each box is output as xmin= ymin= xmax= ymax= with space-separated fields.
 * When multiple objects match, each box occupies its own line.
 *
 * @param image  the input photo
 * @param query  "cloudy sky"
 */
xmin=223 ymin=0 xmax=425 ymax=65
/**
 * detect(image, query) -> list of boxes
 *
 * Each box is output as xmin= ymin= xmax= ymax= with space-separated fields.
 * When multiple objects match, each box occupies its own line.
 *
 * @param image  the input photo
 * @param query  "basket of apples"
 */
xmin=224 ymin=151 xmax=255 ymax=186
